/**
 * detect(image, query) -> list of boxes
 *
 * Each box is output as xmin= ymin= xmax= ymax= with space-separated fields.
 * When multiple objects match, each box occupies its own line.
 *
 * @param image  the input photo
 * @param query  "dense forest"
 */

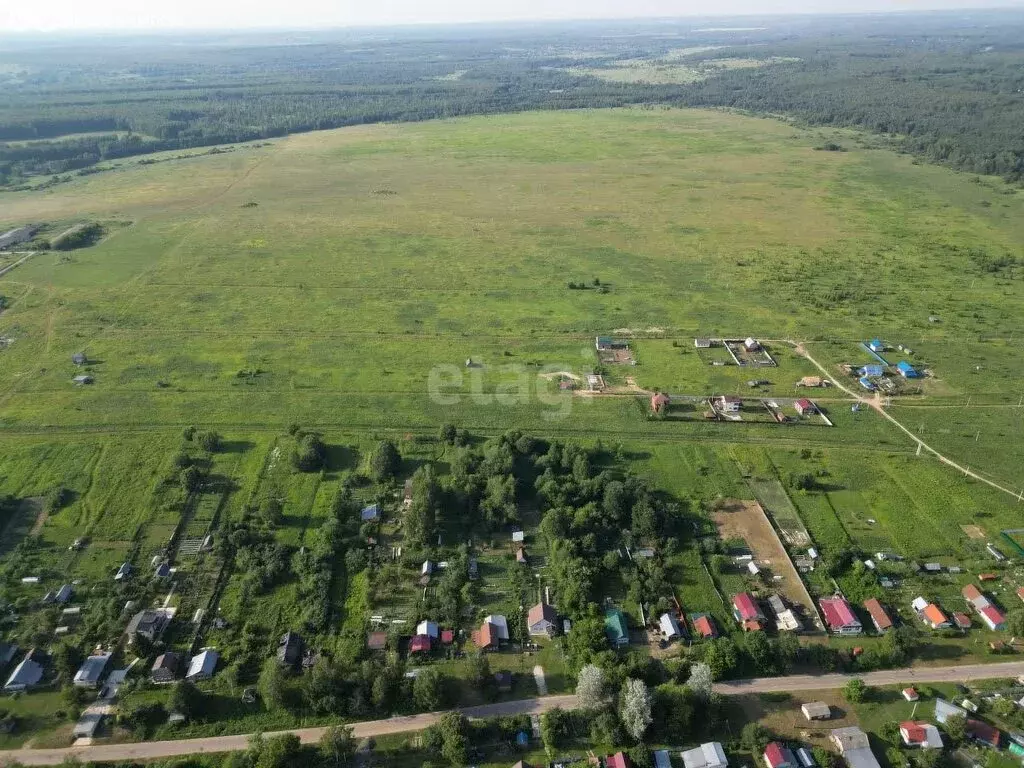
xmin=1 ymin=10 xmax=1023 ymax=185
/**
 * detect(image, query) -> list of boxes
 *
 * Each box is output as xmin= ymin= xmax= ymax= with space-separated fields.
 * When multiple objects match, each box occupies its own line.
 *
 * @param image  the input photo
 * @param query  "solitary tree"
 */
xmin=258 ymin=658 xmax=288 ymax=710
xmin=687 ymin=662 xmax=714 ymax=702
xmin=370 ymin=440 xmax=400 ymax=483
xmin=842 ymin=678 xmax=868 ymax=703
xmin=319 ymin=725 xmax=356 ymax=767
xmin=575 ymin=663 xmax=608 ymax=708
xmin=292 ymin=433 xmax=326 ymax=472
xmin=619 ymin=678 xmax=653 ymax=742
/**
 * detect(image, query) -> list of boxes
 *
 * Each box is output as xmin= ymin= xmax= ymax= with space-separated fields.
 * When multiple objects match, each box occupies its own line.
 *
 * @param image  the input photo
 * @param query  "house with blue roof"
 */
xmin=896 ymin=361 xmax=919 ymax=378
xmin=859 ymin=365 xmax=884 ymax=378
xmin=361 ymin=504 xmax=380 ymax=522
xmin=868 ymin=339 xmax=885 ymax=353
xmin=858 ymin=377 xmax=876 ymax=391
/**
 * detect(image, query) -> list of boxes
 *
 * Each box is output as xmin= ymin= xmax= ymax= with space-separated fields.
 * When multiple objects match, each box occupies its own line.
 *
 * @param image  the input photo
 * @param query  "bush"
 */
xmin=369 ymin=439 xmax=400 ymax=483
xmin=292 ymin=433 xmax=326 ymax=472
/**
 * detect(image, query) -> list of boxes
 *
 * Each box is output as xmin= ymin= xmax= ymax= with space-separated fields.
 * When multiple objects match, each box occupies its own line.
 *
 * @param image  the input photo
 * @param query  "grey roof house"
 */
xmin=126 ymin=609 xmax=170 ymax=642
xmin=277 ymin=632 xmax=303 ymax=667
xmin=73 ymin=652 xmax=111 ymax=688
xmin=4 ymin=649 xmax=45 ymax=691
xmin=186 ymin=649 xmax=219 ymax=681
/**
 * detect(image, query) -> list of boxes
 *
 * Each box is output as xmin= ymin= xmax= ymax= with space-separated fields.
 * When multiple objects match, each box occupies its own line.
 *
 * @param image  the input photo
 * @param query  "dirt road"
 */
xmin=6 ymin=662 xmax=1024 ymax=766
xmin=791 ymin=342 xmax=1021 ymax=499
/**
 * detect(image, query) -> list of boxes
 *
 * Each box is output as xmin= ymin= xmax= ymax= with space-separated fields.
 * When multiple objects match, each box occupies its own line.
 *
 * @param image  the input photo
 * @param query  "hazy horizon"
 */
xmin=3 ymin=0 xmax=1024 ymax=33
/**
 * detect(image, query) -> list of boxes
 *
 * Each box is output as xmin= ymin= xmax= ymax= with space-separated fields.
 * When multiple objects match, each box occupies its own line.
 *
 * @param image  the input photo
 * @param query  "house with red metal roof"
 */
xmin=966 ymin=719 xmax=1001 ymax=749
xmin=440 ymin=629 xmax=455 ymax=645
xmin=409 ymin=634 xmax=431 ymax=654
xmin=794 ymin=399 xmax=816 ymax=416
xmin=952 ymin=612 xmax=972 ymax=629
xmin=862 ymin=599 xmax=892 ymax=633
xmin=820 ymin=596 xmax=862 ymax=635
xmin=473 ymin=622 xmax=499 ymax=651
xmin=692 ymin=613 xmax=718 ymax=640
xmin=606 ymin=751 xmax=633 ymax=768
xmin=900 ymin=722 xmax=943 ymax=749
xmin=763 ymin=742 xmax=795 ymax=768
xmin=979 ymin=604 xmax=1006 ymax=631
xmin=732 ymin=593 xmax=764 ymax=632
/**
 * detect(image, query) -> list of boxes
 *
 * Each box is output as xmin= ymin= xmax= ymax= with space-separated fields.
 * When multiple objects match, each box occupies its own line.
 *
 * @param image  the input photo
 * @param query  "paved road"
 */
xmin=5 ymin=662 xmax=1024 ymax=766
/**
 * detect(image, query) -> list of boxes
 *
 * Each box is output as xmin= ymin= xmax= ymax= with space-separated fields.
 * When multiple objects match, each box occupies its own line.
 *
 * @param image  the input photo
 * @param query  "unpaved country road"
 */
xmin=0 ymin=251 xmax=37 ymax=279
xmin=791 ymin=341 xmax=1021 ymax=499
xmin=6 ymin=662 xmax=1024 ymax=766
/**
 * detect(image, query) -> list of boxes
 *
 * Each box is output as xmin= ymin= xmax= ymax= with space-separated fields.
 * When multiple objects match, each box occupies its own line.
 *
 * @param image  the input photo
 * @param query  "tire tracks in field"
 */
xmin=793 ymin=340 xmax=1023 ymax=500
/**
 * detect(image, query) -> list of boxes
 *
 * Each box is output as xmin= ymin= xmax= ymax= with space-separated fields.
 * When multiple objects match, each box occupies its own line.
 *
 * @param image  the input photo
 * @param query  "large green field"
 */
xmin=3 ymin=107 xmax=1024 ymax=747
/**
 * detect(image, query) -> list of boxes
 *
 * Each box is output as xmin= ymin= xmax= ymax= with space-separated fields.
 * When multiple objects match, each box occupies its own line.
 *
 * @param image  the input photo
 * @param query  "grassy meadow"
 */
xmin=2 ymin=107 xmax=1024 ymax=743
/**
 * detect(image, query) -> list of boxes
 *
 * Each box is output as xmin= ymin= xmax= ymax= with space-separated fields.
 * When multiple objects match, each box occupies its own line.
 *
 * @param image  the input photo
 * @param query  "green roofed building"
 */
xmin=605 ymin=608 xmax=629 ymax=647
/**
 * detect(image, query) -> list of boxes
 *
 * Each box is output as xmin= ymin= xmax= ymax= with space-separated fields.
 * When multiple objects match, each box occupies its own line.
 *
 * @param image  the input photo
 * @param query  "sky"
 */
xmin=3 ymin=0 xmax=1023 ymax=31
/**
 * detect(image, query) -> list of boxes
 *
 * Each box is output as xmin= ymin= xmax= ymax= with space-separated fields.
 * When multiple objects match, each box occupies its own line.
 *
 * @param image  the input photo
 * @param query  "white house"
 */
xmin=681 ymin=743 xmax=728 ymax=768
xmin=416 ymin=620 xmax=440 ymax=639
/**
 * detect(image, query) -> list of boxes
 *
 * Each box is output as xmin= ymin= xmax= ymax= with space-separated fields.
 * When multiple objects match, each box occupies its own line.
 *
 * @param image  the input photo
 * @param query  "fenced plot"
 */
xmin=712 ymin=499 xmax=818 ymax=630
xmin=746 ymin=479 xmax=812 ymax=547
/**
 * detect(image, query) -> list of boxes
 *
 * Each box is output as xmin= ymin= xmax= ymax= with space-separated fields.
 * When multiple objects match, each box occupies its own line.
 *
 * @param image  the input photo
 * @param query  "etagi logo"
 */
xmin=427 ymin=362 xmax=585 ymax=421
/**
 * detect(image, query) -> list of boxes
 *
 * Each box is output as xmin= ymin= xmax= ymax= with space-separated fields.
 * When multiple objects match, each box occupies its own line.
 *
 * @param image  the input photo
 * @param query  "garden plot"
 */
xmin=746 ymin=479 xmax=813 ymax=547
xmin=712 ymin=499 xmax=819 ymax=630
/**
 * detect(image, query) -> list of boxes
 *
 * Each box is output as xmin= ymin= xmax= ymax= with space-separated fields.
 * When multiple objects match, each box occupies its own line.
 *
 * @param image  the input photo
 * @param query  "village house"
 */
xmin=681 ymin=742 xmax=728 ymax=768
xmin=830 ymin=727 xmax=881 ymax=768
xmin=802 ymin=702 xmax=832 ymax=721
xmin=659 ymin=613 xmax=683 ymax=640
xmin=763 ymin=742 xmax=796 ymax=768
xmin=151 ymin=652 xmax=181 ymax=684
xmin=74 ymin=652 xmax=111 ymax=688
xmin=186 ymin=649 xmax=219 ymax=681
xmin=900 ymin=722 xmax=943 ymax=749
xmin=794 ymin=398 xmax=816 ymax=416
xmin=896 ymin=361 xmax=920 ymax=379
xmin=820 ymin=596 xmax=862 ymax=635
xmin=692 ymin=613 xmax=718 ymax=639
xmin=4 ymin=649 xmax=45 ymax=692
xmin=416 ymin=620 xmax=440 ymax=640
xmin=605 ymin=608 xmax=629 ymax=647
xmin=367 ymin=632 xmax=388 ymax=651
xmin=484 ymin=614 xmax=509 ymax=640
xmin=527 ymin=603 xmax=558 ymax=637
xmin=962 ymin=583 xmax=1007 ymax=630
xmin=717 ymin=395 xmax=742 ymax=414
xmin=409 ymin=634 xmax=431 ymax=654
xmin=732 ymin=593 xmax=764 ymax=631
xmin=126 ymin=609 xmax=170 ymax=642
xmin=474 ymin=621 xmax=499 ymax=651
xmin=863 ymin=598 xmax=893 ymax=633
xmin=277 ymin=631 xmax=303 ymax=667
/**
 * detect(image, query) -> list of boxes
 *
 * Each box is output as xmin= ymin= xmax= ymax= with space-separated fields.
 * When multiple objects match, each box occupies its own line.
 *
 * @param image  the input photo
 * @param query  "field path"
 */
xmin=4 ymin=661 xmax=1024 ymax=765
xmin=0 ymin=251 xmax=37 ymax=279
xmin=792 ymin=342 xmax=1022 ymax=499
